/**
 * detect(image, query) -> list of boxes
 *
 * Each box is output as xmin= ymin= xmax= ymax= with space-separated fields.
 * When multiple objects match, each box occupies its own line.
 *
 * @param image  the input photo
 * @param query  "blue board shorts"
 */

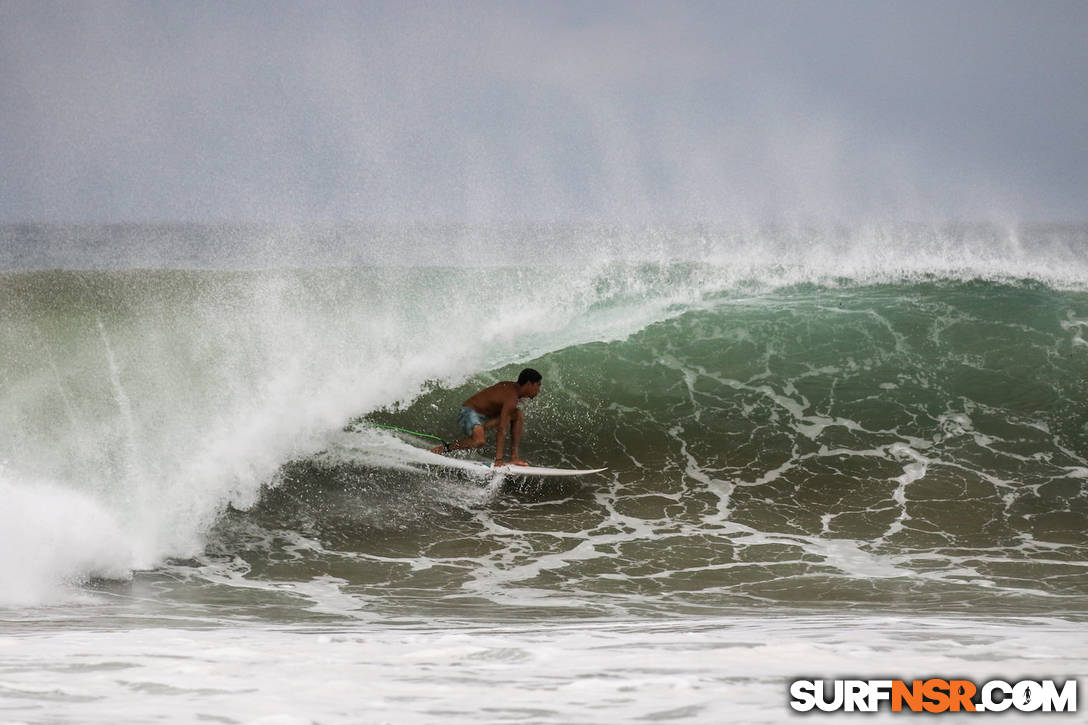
xmin=458 ymin=407 xmax=489 ymax=437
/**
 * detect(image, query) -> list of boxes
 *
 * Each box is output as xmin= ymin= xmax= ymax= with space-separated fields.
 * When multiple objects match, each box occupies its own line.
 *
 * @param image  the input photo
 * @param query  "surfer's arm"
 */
xmin=509 ymin=407 xmax=526 ymax=465
xmin=493 ymin=397 xmax=517 ymax=466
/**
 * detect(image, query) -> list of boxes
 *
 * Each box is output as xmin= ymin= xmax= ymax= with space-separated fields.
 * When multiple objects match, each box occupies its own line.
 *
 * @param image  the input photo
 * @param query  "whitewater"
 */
xmin=1 ymin=223 xmax=1087 ymax=723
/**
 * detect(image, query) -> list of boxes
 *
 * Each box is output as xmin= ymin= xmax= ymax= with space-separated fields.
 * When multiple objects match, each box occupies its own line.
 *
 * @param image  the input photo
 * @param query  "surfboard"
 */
xmin=349 ymin=427 xmax=606 ymax=478
xmin=478 ymin=462 xmax=607 ymax=478
xmin=418 ymin=448 xmax=605 ymax=477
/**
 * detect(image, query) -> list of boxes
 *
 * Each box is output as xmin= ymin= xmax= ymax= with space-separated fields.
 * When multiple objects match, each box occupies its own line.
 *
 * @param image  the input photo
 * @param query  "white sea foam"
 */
xmin=1 ymin=615 xmax=1084 ymax=724
xmin=0 ymin=475 xmax=135 ymax=606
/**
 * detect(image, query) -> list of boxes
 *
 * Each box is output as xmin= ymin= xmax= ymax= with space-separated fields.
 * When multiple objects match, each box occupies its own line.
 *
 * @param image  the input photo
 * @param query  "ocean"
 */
xmin=1 ymin=223 xmax=1086 ymax=722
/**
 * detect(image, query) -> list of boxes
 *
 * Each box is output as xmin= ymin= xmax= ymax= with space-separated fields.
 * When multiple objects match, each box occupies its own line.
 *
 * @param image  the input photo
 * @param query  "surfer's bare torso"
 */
xmin=463 ymin=381 xmax=523 ymax=419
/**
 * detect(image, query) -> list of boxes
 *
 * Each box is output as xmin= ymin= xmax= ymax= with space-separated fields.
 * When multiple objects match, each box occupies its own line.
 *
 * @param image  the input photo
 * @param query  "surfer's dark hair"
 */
xmin=517 ymin=368 xmax=542 ymax=385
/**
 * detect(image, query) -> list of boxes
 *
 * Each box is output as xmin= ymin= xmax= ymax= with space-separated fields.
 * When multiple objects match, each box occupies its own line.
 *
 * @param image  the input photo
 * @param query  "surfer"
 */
xmin=430 ymin=368 xmax=543 ymax=467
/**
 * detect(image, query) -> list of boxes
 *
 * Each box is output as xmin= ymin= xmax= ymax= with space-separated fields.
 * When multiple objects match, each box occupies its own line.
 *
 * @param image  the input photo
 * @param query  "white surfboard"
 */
xmin=343 ymin=428 xmax=606 ymax=478
xmin=477 ymin=462 xmax=607 ymax=477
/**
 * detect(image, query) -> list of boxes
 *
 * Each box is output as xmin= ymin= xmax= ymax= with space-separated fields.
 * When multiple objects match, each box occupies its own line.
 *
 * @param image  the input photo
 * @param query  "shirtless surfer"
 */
xmin=430 ymin=368 xmax=542 ymax=467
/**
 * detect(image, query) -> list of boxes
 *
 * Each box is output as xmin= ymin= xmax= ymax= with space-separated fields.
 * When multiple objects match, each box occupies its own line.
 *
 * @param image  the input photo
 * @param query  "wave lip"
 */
xmin=3 ymin=223 xmax=1088 ymax=290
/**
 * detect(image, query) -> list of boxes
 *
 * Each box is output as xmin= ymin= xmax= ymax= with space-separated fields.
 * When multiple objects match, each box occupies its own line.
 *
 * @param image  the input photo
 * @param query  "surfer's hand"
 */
xmin=510 ymin=458 xmax=529 ymax=466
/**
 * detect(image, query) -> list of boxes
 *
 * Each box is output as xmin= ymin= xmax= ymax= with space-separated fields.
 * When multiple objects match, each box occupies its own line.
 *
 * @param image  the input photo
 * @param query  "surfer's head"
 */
xmin=517 ymin=368 xmax=542 ymax=398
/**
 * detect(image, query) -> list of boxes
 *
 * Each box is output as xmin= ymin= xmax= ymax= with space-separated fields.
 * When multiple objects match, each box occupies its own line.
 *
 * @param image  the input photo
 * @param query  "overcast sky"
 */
xmin=1 ymin=0 xmax=1085 ymax=223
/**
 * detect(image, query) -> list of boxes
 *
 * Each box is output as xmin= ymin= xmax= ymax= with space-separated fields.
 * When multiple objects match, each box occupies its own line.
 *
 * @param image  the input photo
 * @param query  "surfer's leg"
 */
xmin=453 ymin=425 xmax=486 ymax=450
xmin=432 ymin=408 xmax=490 ymax=454
xmin=430 ymin=424 xmax=486 ymax=454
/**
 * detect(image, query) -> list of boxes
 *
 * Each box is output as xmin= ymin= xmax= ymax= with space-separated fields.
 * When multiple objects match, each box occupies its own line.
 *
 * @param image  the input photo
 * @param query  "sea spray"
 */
xmin=0 ymin=261 xmax=740 ymax=603
xmin=0 ymin=473 xmax=133 ymax=605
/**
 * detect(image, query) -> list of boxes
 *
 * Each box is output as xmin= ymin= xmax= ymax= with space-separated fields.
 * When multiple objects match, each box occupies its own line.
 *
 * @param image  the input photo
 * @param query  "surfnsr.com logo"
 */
xmin=789 ymin=679 xmax=1077 ymax=713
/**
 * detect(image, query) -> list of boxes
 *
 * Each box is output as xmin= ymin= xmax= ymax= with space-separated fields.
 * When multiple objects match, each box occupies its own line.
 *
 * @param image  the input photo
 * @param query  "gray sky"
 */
xmin=1 ymin=0 xmax=1086 ymax=223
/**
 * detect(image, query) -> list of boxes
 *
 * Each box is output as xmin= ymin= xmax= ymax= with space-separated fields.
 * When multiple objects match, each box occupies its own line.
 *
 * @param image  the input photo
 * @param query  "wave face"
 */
xmin=1 ymin=224 xmax=1086 ymax=617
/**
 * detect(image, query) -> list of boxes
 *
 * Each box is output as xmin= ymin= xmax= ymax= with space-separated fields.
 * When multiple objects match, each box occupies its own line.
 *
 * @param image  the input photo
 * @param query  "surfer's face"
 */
xmin=519 ymin=381 xmax=541 ymax=399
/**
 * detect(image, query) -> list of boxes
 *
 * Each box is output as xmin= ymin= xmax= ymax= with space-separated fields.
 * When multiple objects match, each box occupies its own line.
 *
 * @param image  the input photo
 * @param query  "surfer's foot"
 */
xmin=430 ymin=443 xmax=452 ymax=455
xmin=509 ymin=458 xmax=529 ymax=466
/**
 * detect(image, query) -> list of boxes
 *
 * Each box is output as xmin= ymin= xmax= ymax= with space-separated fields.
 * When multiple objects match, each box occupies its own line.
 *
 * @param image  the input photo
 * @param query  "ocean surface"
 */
xmin=1 ymin=223 xmax=1087 ymax=723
